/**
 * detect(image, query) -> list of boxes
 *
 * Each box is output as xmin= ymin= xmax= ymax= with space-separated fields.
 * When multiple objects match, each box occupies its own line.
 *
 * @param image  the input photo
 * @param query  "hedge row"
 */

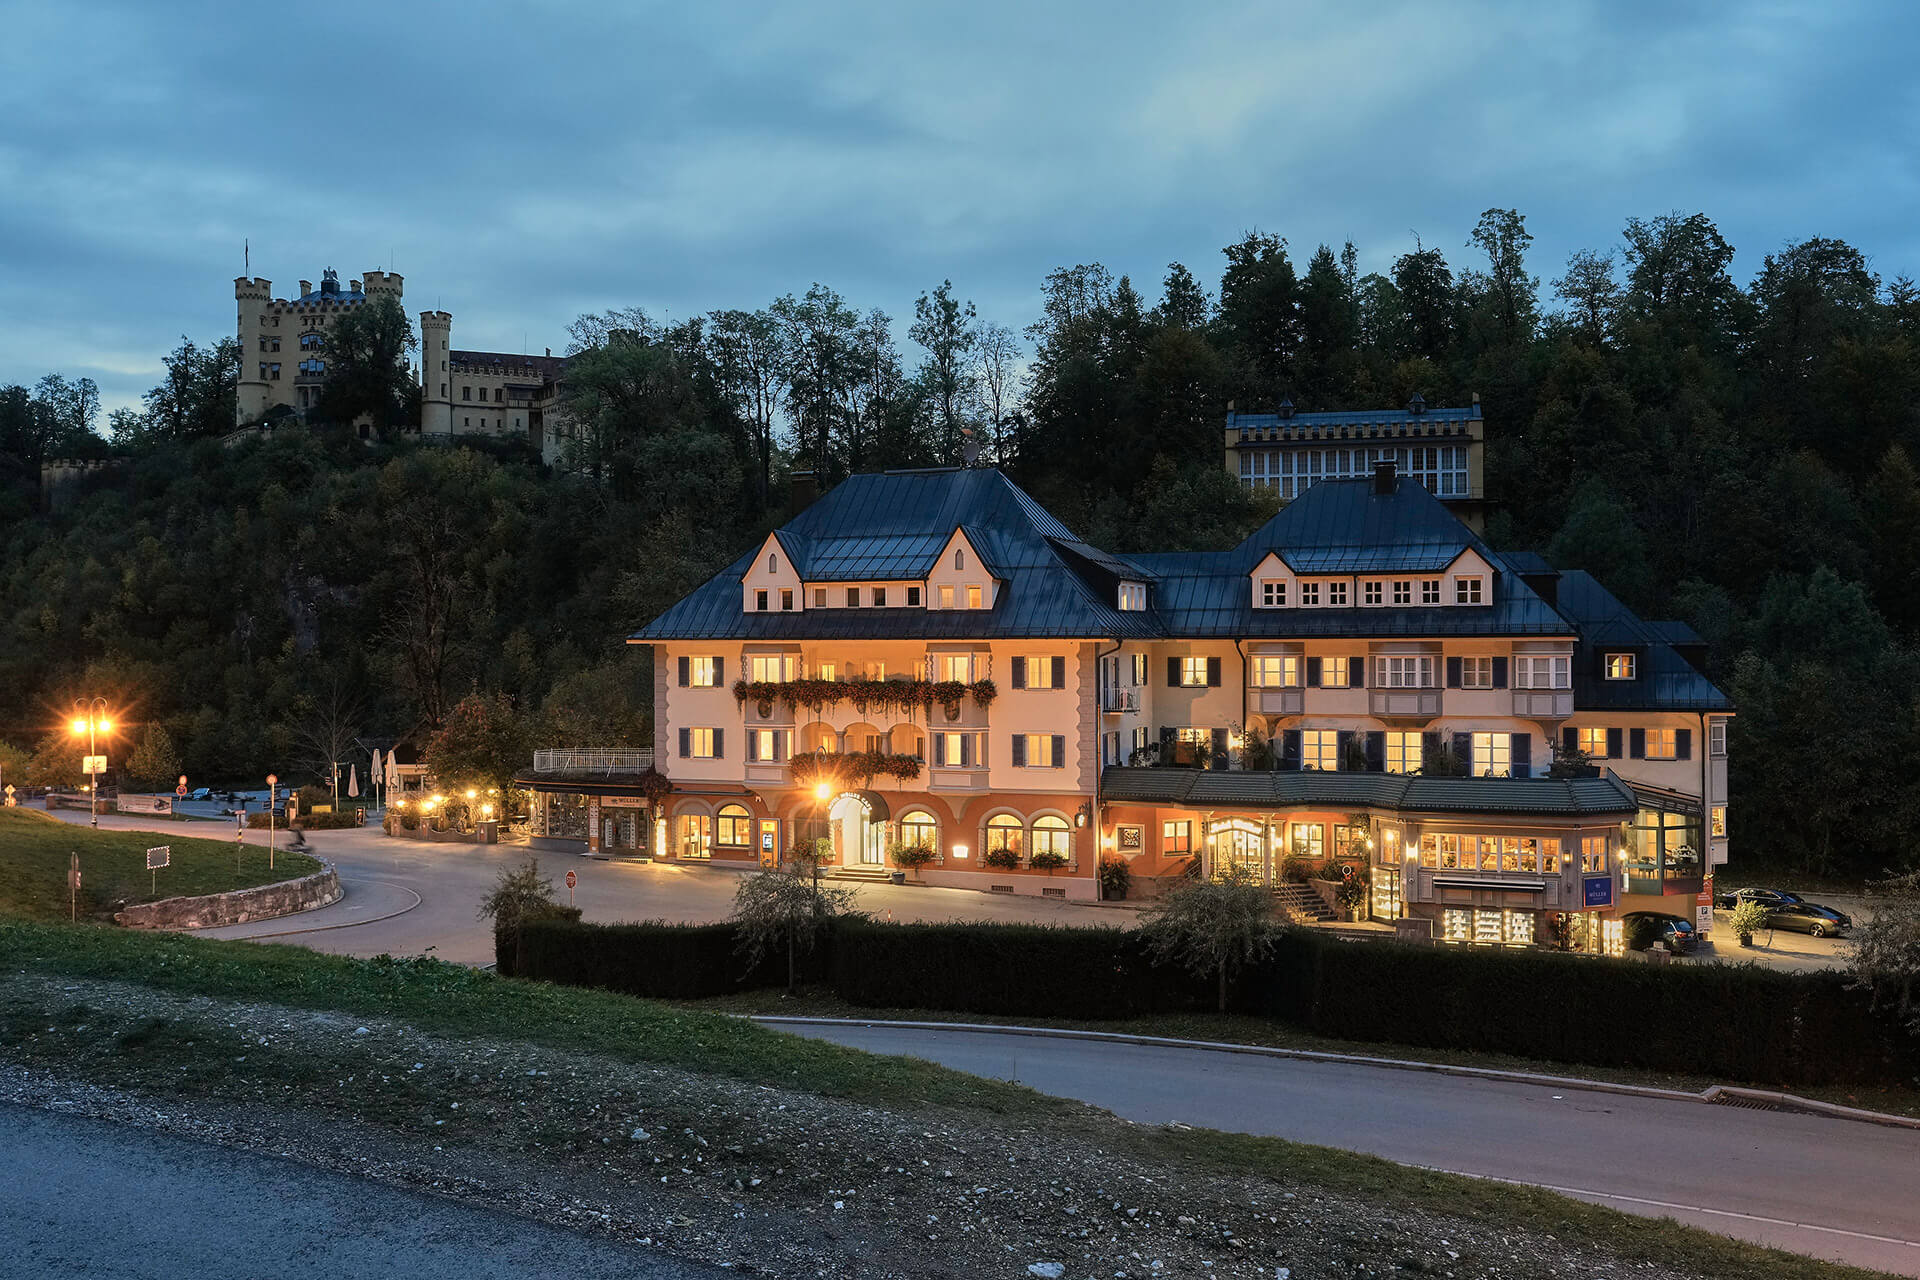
xmin=506 ymin=917 xmax=1919 ymax=1089
xmin=245 ymin=810 xmax=361 ymax=830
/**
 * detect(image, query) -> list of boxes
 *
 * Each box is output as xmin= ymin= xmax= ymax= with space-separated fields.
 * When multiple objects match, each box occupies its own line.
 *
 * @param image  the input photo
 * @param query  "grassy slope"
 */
xmin=0 ymin=916 xmax=1888 ymax=1280
xmin=0 ymin=809 xmax=320 ymax=918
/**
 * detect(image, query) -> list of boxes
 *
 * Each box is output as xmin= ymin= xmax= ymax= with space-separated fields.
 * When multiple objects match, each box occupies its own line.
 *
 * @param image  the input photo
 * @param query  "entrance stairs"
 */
xmin=823 ymin=863 xmax=894 ymax=883
xmin=1272 ymin=882 xmax=1337 ymax=925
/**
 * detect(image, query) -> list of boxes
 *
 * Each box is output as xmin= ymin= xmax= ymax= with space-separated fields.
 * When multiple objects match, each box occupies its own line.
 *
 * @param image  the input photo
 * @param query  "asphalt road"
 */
xmin=784 ymin=1021 xmax=1920 ymax=1276
xmin=0 ymin=1103 xmax=717 ymax=1279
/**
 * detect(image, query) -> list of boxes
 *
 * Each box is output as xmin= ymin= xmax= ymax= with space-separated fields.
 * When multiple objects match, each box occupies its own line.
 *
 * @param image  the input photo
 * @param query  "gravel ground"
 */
xmin=0 ymin=973 xmax=1766 ymax=1279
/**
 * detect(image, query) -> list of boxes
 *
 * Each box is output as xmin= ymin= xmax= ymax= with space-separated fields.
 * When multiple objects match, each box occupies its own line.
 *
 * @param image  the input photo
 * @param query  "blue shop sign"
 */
xmin=1583 ymin=875 xmax=1614 ymax=908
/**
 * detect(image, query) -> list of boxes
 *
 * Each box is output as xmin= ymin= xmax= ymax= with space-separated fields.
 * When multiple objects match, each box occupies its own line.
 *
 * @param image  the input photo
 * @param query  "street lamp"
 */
xmin=69 ymin=698 xmax=112 ymax=828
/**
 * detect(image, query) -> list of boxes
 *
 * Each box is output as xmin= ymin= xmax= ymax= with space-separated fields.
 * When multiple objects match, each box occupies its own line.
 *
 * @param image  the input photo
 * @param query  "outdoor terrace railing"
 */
xmin=532 ymin=748 xmax=655 ymax=774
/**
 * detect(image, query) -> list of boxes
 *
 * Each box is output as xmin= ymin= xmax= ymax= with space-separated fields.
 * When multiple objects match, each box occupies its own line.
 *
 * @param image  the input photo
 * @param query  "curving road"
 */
xmin=780 ymin=1020 xmax=1920 ymax=1276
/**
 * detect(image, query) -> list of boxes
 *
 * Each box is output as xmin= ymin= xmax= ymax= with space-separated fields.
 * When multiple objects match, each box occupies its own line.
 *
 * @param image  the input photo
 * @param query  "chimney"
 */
xmin=545 ymin=347 xmax=551 ymax=358
xmin=1373 ymin=459 xmax=1396 ymax=496
xmin=790 ymin=469 xmax=818 ymax=514
xmin=350 ymin=279 xmax=361 ymax=293
xmin=299 ymin=280 xmax=313 ymax=297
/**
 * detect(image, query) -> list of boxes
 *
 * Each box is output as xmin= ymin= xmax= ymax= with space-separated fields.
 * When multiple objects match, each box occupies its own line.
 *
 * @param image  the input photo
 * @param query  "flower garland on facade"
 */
xmin=733 ymin=677 xmax=997 ymax=719
xmin=788 ymin=749 xmax=925 ymax=791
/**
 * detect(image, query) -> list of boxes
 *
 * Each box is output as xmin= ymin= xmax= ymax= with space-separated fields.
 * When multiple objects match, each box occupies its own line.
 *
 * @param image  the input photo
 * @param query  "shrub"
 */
xmin=1097 ymin=857 xmax=1131 ymax=900
xmin=509 ymin=917 xmax=798 ymax=993
xmin=1140 ymin=868 xmax=1278 ymax=1012
xmin=889 ymin=842 xmax=937 ymax=869
xmin=1029 ymin=850 xmax=1069 ymax=872
xmin=248 ymin=810 xmax=357 ymax=829
xmin=1729 ymin=899 xmax=1772 ymax=940
xmin=980 ymin=847 xmax=1020 ymax=870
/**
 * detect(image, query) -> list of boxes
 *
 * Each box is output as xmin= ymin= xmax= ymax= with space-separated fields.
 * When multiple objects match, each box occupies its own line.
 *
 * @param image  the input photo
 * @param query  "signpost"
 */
xmin=68 ymin=852 xmax=79 ymax=921
xmin=145 ymin=845 xmax=170 ymax=896
xmin=176 ymin=773 xmax=188 ymax=798
xmin=565 ymin=868 xmax=577 ymax=906
xmin=266 ymin=774 xmax=278 ymax=871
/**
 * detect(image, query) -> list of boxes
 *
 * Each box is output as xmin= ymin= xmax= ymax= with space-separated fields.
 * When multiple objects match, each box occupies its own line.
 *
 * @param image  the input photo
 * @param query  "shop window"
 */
xmin=1289 ymin=822 xmax=1325 ymax=861
xmin=1582 ymin=835 xmax=1608 ymax=872
xmin=1370 ymin=867 xmax=1401 ymax=919
xmin=677 ymin=813 xmax=712 ymax=860
xmin=985 ymin=814 xmax=1023 ymax=857
xmin=1213 ymin=819 xmax=1264 ymax=881
xmin=1162 ymin=820 xmax=1191 ymax=855
xmin=716 ymin=804 xmax=752 ymax=847
xmin=898 ymin=810 xmax=938 ymax=853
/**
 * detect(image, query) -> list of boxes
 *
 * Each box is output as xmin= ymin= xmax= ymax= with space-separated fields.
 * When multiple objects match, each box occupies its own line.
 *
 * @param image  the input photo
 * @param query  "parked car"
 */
xmin=189 ymin=787 xmax=215 ymax=801
xmin=1623 ymin=911 xmax=1698 ymax=954
xmin=1713 ymin=887 xmax=1853 ymax=937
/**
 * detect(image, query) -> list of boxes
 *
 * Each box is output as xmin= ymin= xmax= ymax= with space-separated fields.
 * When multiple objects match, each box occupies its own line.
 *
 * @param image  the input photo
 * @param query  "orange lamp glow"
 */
xmin=70 ymin=718 xmax=87 ymax=735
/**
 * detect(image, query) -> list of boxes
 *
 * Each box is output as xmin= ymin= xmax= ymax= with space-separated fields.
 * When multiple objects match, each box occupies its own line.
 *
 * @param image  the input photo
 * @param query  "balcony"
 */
xmin=1368 ymin=688 xmax=1442 ymax=722
xmin=531 ymin=748 xmax=655 ymax=773
xmin=1256 ymin=687 xmax=1304 ymax=717
xmin=742 ymin=700 xmax=795 ymax=728
xmin=928 ymin=765 xmax=989 ymax=792
xmin=744 ymin=761 xmax=790 ymax=786
xmin=1101 ymin=687 xmax=1139 ymax=714
xmin=1512 ymin=689 xmax=1574 ymax=719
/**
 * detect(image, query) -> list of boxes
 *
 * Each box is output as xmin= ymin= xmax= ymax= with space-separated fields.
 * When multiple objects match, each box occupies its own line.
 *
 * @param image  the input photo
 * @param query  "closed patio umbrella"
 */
xmin=347 ymin=764 xmax=359 ymax=798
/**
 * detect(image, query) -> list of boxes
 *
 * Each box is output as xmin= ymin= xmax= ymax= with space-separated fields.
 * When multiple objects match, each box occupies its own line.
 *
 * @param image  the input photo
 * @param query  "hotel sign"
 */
xmin=1582 ymin=875 xmax=1614 ymax=908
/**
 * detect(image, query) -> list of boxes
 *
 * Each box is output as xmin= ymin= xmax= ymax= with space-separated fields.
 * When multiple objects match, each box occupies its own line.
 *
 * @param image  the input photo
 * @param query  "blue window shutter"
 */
xmin=1207 ymin=656 xmax=1223 ymax=687
xmin=1167 ymin=656 xmax=1180 ymax=687
xmin=1422 ymin=731 xmax=1442 ymax=771
xmin=1306 ymin=657 xmax=1322 ymax=687
xmin=1053 ymin=734 xmax=1066 ymax=768
xmin=1606 ymin=727 xmax=1623 ymax=759
xmin=1336 ymin=730 xmax=1354 ymax=770
xmin=678 ymin=727 xmax=690 ymax=758
xmin=1491 ymin=657 xmax=1508 ymax=689
xmin=1562 ymin=727 xmax=1576 ymax=754
xmin=1676 ymin=728 xmax=1692 ymax=759
xmin=713 ymin=729 xmax=723 ymax=759
xmin=1446 ymin=657 xmax=1462 ymax=688
xmin=1365 ymin=731 xmax=1385 ymax=772
xmin=1281 ymin=729 xmax=1301 ymax=771
xmin=1051 ymin=656 xmax=1066 ymax=689
xmin=1011 ymin=735 xmax=1026 ymax=767
xmin=1348 ymin=656 xmax=1364 ymax=688
xmin=714 ymin=656 xmax=724 ymax=686
xmin=1452 ymin=732 xmax=1473 ymax=775
xmin=746 ymin=732 xmax=758 ymax=762
xmin=1010 ymin=657 xmax=1026 ymax=689
xmin=1512 ymin=733 xmax=1532 ymax=778
xmin=1211 ymin=728 xmax=1228 ymax=769
xmin=1629 ymin=728 xmax=1645 ymax=759
xmin=678 ymin=656 xmax=689 ymax=687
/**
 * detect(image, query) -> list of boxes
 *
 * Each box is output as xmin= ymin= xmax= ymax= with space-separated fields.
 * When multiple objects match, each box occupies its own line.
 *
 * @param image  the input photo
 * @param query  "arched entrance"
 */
xmin=828 ymin=791 xmax=888 ymax=865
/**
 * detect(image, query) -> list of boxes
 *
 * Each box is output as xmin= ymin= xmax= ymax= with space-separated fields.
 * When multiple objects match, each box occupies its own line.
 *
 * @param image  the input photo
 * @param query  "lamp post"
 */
xmin=811 ymin=781 xmax=832 ymax=919
xmin=69 ymin=699 xmax=112 ymax=829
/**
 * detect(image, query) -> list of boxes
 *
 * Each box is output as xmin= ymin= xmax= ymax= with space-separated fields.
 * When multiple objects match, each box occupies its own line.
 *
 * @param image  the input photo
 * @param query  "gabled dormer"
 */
xmin=740 ymin=531 xmax=805 ymax=614
xmin=1441 ymin=547 xmax=1496 ymax=607
xmin=1250 ymin=550 xmax=1298 ymax=608
xmin=925 ymin=526 xmax=999 ymax=610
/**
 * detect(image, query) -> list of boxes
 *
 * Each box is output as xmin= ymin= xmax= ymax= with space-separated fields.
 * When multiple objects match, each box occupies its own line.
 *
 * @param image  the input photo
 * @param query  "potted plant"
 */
xmin=1029 ymin=850 xmax=1069 ymax=874
xmin=1098 ymin=856 xmax=1131 ymax=902
xmin=1729 ymin=898 xmax=1771 ymax=947
xmin=981 ymin=845 xmax=1021 ymax=870
xmin=1335 ymin=868 xmax=1369 ymax=921
xmin=889 ymin=840 xmax=936 ymax=883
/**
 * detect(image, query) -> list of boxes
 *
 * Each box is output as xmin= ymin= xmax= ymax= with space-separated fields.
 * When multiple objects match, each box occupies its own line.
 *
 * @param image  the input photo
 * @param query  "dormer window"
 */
xmin=768 ymin=554 xmax=778 ymax=573
xmin=873 ymin=587 xmax=888 ymax=607
xmin=967 ymin=585 xmax=983 ymax=609
xmin=1300 ymin=582 xmax=1321 ymax=606
xmin=813 ymin=588 xmax=827 ymax=607
xmin=755 ymin=590 xmax=769 ymax=611
xmin=1454 ymin=577 xmax=1484 ymax=605
xmin=954 ymin=550 xmax=965 ymax=570
xmin=1261 ymin=581 xmax=1286 ymax=607
xmin=907 ymin=586 xmax=922 ymax=607
xmin=846 ymin=587 xmax=860 ymax=607
xmin=1118 ymin=582 xmax=1146 ymax=610
xmin=1363 ymin=581 xmax=1382 ymax=606
xmin=1421 ymin=580 xmax=1441 ymax=605
xmin=1328 ymin=581 xmax=1348 ymax=606
xmin=1605 ymin=653 xmax=1637 ymax=680
xmin=1393 ymin=581 xmax=1412 ymax=605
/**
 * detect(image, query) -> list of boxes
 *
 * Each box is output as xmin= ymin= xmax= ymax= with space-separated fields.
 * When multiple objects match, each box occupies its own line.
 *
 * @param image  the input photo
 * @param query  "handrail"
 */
xmin=531 ymin=748 xmax=654 ymax=774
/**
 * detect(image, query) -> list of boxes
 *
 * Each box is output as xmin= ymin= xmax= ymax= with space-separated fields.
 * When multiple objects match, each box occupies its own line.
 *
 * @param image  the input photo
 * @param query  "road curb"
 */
xmin=752 ymin=1016 xmax=1920 ymax=1131
xmin=201 ymin=881 xmax=424 ymax=940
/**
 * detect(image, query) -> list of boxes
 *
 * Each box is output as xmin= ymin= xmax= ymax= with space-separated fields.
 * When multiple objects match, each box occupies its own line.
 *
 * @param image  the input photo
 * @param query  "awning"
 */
xmin=833 ymin=789 xmax=890 ymax=821
xmin=1431 ymin=876 xmax=1547 ymax=893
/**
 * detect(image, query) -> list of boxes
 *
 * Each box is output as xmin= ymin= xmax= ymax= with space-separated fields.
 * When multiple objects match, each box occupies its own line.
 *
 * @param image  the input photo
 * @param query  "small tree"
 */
xmin=126 ymin=723 xmax=183 ymax=790
xmin=478 ymin=856 xmax=580 ymax=973
xmin=1848 ymin=870 xmax=1920 ymax=1033
xmin=1729 ymin=898 xmax=1773 ymax=945
xmin=731 ymin=868 xmax=859 ymax=992
xmin=1140 ymin=867 xmax=1278 ymax=1012
xmin=1548 ymin=741 xmax=1597 ymax=779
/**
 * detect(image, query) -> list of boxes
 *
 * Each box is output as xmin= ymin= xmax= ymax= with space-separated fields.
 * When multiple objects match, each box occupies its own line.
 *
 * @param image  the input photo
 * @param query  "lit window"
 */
xmin=1420 ymin=580 xmax=1441 ymax=605
xmin=1300 ymin=582 xmax=1321 ymax=606
xmin=1644 ymin=728 xmax=1677 ymax=759
xmin=1385 ymin=732 xmax=1421 ymax=773
xmin=1031 ymin=815 xmax=1071 ymax=858
xmin=1582 ymin=836 xmax=1608 ymax=872
xmin=1300 ymin=730 xmax=1338 ymax=771
xmin=1290 ymin=821 xmax=1326 ymax=859
xmin=1328 ymin=581 xmax=1349 ymax=606
xmin=1515 ymin=655 xmax=1569 ymax=689
xmin=1251 ymin=655 xmax=1297 ymax=687
xmin=676 ymin=814 xmax=711 ymax=860
xmin=1118 ymin=583 xmax=1146 ymax=610
xmin=1459 ymin=657 xmax=1493 ymax=689
xmin=750 ymin=728 xmax=781 ymax=761
xmin=899 ymin=810 xmax=938 ymax=851
xmin=1454 ymin=577 xmax=1483 ymax=605
xmin=1363 ymin=581 xmax=1382 ymax=605
xmin=939 ymin=733 xmax=969 ymax=767
xmin=985 ymin=813 xmax=1023 ymax=856
xmin=967 ymin=585 xmax=983 ymax=609
xmin=1471 ymin=732 xmax=1512 ymax=776
xmin=715 ymin=804 xmax=752 ymax=846
xmin=748 ymin=655 xmax=795 ymax=682
xmin=688 ymin=656 xmax=718 ymax=687
xmin=1711 ymin=806 xmax=1727 ymax=838
xmin=1319 ymin=656 xmax=1352 ymax=689
xmin=1178 ymin=657 xmax=1209 ymax=687
xmin=936 ymin=653 xmax=976 ymax=682
xmin=1131 ymin=653 xmax=1148 ymax=685
xmin=1021 ymin=655 xmax=1060 ymax=689
xmin=1578 ymin=727 xmax=1609 ymax=758
xmin=1605 ymin=653 xmax=1637 ymax=680
xmin=1392 ymin=580 xmax=1412 ymax=605
xmin=1261 ymin=580 xmax=1287 ymax=607
xmin=939 ymin=585 xmax=954 ymax=608
xmin=1161 ymin=820 xmax=1191 ymax=854
xmin=688 ymin=728 xmax=716 ymax=758
xmin=1017 ymin=734 xmax=1059 ymax=767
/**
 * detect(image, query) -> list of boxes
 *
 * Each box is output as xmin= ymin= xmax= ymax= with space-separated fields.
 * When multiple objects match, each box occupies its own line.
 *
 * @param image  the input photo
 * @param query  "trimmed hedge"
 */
xmin=507 ymin=917 xmax=1920 ymax=1089
xmin=246 ymin=810 xmax=361 ymax=830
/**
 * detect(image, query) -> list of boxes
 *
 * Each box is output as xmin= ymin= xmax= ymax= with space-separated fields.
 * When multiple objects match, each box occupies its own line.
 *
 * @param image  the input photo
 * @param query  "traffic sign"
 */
xmin=565 ymin=870 xmax=577 ymax=889
xmin=175 ymin=783 xmax=188 ymax=797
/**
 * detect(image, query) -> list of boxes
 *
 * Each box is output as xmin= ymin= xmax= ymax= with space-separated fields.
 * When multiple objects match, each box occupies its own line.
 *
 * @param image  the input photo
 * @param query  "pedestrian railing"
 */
xmin=531 ymin=748 xmax=655 ymax=774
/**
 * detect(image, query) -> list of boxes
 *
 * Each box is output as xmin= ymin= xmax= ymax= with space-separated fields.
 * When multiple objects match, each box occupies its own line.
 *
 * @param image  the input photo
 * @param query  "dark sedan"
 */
xmin=1714 ymin=887 xmax=1853 ymax=937
xmin=1623 ymin=911 xmax=1698 ymax=953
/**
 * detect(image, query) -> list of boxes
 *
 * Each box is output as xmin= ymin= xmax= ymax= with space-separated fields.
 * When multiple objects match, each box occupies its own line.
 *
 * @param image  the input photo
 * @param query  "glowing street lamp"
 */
xmin=69 ymin=698 xmax=113 ymax=828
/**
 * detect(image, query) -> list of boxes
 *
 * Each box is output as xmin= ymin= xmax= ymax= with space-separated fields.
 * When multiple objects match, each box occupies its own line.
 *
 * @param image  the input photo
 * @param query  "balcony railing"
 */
xmin=1101 ymin=687 xmax=1139 ymax=714
xmin=1368 ymin=688 xmax=1442 ymax=720
xmin=532 ymin=748 xmax=655 ymax=774
xmin=1512 ymin=689 xmax=1574 ymax=719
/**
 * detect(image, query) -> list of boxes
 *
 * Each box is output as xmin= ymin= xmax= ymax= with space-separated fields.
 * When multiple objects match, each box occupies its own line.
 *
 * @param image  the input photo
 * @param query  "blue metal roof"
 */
xmin=1228 ymin=403 xmax=1481 ymax=433
xmin=1553 ymin=571 xmax=1731 ymax=711
xmin=1100 ymin=767 xmax=1639 ymax=817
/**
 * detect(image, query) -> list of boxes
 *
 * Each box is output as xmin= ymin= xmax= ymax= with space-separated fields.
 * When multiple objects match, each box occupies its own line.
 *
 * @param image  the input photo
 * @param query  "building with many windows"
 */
xmin=1225 ymin=395 xmax=1486 ymax=530
xmin=620 ymin=463 xmax=1728 ymax=954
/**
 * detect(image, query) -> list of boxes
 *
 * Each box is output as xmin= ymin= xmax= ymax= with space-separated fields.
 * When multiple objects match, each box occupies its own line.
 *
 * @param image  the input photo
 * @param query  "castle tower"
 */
xmin=362 ymin=270 xmax=404 ymax=302
xmin=419 ymin=310 xmax=453 ymax=434
xmin=234 ymin=277 xmax=274 ymax=425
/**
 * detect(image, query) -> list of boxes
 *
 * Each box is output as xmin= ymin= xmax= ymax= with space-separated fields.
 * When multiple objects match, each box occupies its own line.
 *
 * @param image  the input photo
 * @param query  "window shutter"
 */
xmin=678 ymin=727 xmax=690 ymax=758
xmin=1422 ymin=731 xmax=1442 ymax=772
xmin=1676 ymin=728 xmax=1692 ymax=760
xmin=713 ymin=729 xmax=723 ymax=759
xmin=1281 ymin=729 xmax=1301 ymax=771
xmin=1053 ymin=734 xmax=1066 ymax=768
xmin=960 ymin=734 xmax=973 ymax=768
xmin=714 ymin=657 xmax=724 ymax=686
xmin=1011 ymin=735 xmax=1026 ymax=767
xmin=1010 ymin=657 xmax=1026 ymax=689
xmin=1446 ymin=657 xmax=1462 ymax=688
xmin=1052 ymin=656 xmax=1067 ymax=690
xmin=1348 ymin=656 xmax=1364 ymax=688
xmin=1561 ymin=727 xmax=1577 ymax=754
xmin=1629 ymin=728 xmax=1645 ymax=759
xmin=775 ymin=732 xmax=788 ymax=762
xmin=1606 ymin=727 xmax=1623 ymax=759
xmin=1512 ymin=733 xmax=1532 ymax=778
xmin=1207 ymin=656 xmax=1223 ymax=687
xmin=678 ymin=656 xmax=689 ymax=687
xmin=1452 ymin=732 xmax=1473 ymax=775
xmin=1210 ymin=728 xmax=1227 ymax=769
xmin=1306 ymin=657 xmax=1322 ymax=687
xmin=746 ymin=733 xmax=758 ymax=762
xmin=1335 ymin=730 xmax=1354 ymax=771
xmin=1491 ymin=657 xmax=1508 ymax=689
xmin=1166 ymin=656 xmax=1180 ymax=688
xmin=1365 ymin=731 xmax=1385 ymax=772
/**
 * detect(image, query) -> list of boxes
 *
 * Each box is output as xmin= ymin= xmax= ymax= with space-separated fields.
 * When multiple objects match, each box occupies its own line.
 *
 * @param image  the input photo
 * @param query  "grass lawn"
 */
xmin=0 ymin=808 xmax=320 ymax=919
xmin=0 ymin=916 xmax=1891 ymax=1280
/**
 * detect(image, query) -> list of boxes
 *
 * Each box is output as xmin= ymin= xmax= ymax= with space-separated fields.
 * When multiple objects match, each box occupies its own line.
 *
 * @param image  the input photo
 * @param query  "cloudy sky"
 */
xmin=4 ymin=0 xmax=1917 ymax=414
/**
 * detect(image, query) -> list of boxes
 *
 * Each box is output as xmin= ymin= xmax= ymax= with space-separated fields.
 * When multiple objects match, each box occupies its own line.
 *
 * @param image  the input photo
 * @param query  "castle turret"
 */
xmin=235 ymin=277 xmax=275 ymax=425
xmin=362 ymin=270 xmax=404 ymax=301
xmin=419 ymin=310 xmax=453 ymax=434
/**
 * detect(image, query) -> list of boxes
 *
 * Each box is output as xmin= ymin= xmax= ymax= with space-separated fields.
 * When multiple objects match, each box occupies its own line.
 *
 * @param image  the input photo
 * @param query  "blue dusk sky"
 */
xmin=3 ymin=0 xmax=1917 ymax=413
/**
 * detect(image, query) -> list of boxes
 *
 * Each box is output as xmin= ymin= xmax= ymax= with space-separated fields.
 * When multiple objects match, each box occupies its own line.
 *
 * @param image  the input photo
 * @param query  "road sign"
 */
xmin=565 ymin=870 xmax=577 ymax=889
xmin=266 ymin=774 xmax=277 ymax=787
xmin=145 ymin=846 xmax=170 ymax=870
xmin=83 ymin=755 xmax=106 ymax=774
xmin=176 ymin=783 xmax=188 ymax=797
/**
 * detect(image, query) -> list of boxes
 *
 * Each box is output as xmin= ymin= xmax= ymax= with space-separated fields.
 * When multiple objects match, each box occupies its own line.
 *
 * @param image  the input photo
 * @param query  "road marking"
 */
xmin=1427 ymin=1165 xmax=1920 ymax=1252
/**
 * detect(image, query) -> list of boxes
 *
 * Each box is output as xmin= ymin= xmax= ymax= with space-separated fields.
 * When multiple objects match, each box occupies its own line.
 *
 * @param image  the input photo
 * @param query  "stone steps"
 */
xmin=1271 ymin=882 xmax=1337 ymax=925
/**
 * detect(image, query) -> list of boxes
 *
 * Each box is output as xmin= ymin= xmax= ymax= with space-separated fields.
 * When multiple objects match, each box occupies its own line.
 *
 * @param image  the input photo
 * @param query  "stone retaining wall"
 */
xmin=114 ymin=861 xmax=342 ymax=930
